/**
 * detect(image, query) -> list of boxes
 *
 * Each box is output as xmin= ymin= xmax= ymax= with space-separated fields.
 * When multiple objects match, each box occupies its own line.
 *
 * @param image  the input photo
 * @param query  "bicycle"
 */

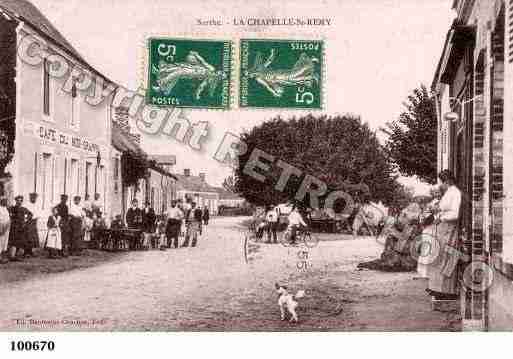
xmin=279 ymin=226 xmax=319 ymax=248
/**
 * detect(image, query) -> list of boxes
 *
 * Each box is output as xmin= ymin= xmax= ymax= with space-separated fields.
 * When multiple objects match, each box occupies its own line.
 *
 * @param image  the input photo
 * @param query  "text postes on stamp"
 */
xmin=147 ymin=38 xmax=232 ymax=109
xmin=240 ymin=39 xmax=323 ymax=109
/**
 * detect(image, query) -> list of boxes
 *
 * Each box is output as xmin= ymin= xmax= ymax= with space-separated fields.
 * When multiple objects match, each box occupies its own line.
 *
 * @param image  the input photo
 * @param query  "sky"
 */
xmin=31 ymin=0 xmax=454 ymax=193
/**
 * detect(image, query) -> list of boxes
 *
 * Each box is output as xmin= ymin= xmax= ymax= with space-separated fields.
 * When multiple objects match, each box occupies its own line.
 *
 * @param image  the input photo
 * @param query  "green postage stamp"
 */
xmin=147 ymin=38 xmax=232 ymax=109
xmin=240 ymin=39 xmax=323 ymax=109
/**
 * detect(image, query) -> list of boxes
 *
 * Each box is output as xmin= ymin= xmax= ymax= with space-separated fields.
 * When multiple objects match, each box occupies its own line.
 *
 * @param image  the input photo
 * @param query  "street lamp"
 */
xmin=443 ymin=94 xmax=483 ymax=122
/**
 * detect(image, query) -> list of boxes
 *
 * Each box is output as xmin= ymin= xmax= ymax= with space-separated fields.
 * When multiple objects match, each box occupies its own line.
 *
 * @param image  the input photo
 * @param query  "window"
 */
xmin=41 ymin=153 xmax=54 ymax=210
xmin=43 ymin=59 xmax=50 ymax=116
xmin=97 ymin=165 xmax=104 ymax=198
xmin=70 ymin=159 xmax=79 ymax=196
xmin=113 ymin=158 xmax=119 ymax=180
xmin=85 ymin=162 xmax=92 ymax=197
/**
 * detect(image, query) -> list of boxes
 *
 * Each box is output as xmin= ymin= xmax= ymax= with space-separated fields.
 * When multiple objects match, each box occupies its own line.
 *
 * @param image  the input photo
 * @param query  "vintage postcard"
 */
xmin=0 ymin=0 xmax=510 ymax=357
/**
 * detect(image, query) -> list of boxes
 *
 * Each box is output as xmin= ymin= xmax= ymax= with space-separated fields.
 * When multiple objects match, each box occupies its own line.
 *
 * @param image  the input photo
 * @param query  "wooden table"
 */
xmin=98 ymin=228 xmax=144 ymax=251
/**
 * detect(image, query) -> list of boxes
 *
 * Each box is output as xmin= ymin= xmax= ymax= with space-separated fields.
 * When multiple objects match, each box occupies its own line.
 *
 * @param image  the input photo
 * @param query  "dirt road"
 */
xmin=0 ymin=217 xmax=459 ymax=331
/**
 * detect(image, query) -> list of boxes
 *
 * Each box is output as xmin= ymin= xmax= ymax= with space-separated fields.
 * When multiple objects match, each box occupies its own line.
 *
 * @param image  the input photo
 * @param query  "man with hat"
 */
xmin=24 ymin=192 xmax=41 ymax=256
xmin=8 ymin=195 xmax=31 ymax=261
xmin=69 ymin=195 xmax=85 ymax=256
xmin=166 ymin=200 xmax=184 ymax=248
xmin=56 ymin=194 xmax=70 ymax=257
xmin=142 ymin=201 xmax=156 ymax=249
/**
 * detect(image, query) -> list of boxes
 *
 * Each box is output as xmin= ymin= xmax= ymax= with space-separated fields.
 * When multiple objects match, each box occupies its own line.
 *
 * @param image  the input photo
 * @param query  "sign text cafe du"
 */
xmin=31 ymin=122 xmax=102 ymax=154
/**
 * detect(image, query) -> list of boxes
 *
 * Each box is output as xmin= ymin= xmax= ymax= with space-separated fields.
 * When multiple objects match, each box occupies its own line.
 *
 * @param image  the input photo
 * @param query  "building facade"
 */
xmin=111 ymin=122 xmax=178 ymax=219
xmin=0 ymin=1 xmax=113 ymax=219
xmin=432 ymin=0 xmax=513 ymax=330
xmin=175 ymin=169 xmax=219 ymax=215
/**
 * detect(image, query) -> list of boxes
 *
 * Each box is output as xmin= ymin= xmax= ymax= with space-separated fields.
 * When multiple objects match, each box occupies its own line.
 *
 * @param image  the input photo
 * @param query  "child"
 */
xmin=83 ymin=213 xmax=94 ymax=244
xmin=46 ymin=207 xmax=62 ymax=258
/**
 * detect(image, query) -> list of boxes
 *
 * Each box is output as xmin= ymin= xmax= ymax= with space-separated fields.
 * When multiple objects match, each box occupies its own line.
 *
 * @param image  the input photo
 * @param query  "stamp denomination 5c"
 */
xmin=239 ymin=39 xmax=323 ymax=109
xmin=147 ymin=38 xmax=232 ymax=109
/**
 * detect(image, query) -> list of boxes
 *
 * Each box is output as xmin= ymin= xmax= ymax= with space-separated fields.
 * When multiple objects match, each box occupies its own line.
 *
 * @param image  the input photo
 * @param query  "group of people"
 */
xmin=253 ymin=204 xmax=308 ymax=245
xmin=0 ymin=192 xmax=105 ymax=263
xmin=117 ymin=197 xmax=210 ymax=250
xmin=358 ymin=169 xmax=462 ymax=301
xmin=0 ymin=191 xmax=213 ymax=264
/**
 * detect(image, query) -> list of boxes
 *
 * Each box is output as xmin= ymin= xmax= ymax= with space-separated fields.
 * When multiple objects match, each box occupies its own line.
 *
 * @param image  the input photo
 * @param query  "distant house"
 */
xmin=147 ymin=154 xmax=176 ymax=173
xmin=174 ymin=169 xmax=219 ymax=215
xmin=216 ymin=188 xmax=245 ymax=208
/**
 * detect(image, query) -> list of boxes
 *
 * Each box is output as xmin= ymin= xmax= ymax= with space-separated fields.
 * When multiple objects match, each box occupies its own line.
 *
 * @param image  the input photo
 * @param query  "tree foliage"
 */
xmin=382 ymin=85 xmax=437 ymax=184
xmin=235 ymin=114 xmax=401 ymax=208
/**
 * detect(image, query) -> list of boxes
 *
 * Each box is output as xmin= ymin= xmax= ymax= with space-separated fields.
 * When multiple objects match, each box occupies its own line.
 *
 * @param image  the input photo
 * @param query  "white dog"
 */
xmin=275 ymin=283 xmax=306 ymax=322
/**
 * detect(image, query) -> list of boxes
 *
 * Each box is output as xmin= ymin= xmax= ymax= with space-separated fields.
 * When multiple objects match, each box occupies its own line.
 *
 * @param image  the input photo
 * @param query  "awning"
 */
xmin=437 ymin=24 xmax=476 ymax=85
xmin=112 ymin=122 xmax=150 ymax=186
xmin=111 ymin=122 xmax=146 ymax=159
xmin=148 ymin=163 xmax=178 ymax=181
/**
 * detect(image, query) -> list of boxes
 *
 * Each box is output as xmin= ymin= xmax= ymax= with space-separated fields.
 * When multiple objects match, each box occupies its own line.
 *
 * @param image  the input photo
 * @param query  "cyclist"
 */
xmin=265 ymin=204 xmax=279 ymax=244
xmin=287 ymin=205 xmax=308 ymax=245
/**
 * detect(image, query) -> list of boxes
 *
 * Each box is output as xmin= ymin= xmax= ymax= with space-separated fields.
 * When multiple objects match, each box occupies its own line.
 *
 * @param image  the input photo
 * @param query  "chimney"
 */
xmin=184 ymin=168 xmax=190 ymax=177
xmin=199 ymin=172 xmax=206 ymax=182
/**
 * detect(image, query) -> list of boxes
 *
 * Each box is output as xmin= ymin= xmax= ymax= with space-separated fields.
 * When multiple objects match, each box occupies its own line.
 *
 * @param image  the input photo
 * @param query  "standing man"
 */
xmin=265 ymin=205 xmax=279 ymax=244
xmin=166 ymin=200 xmax=184 ymax=248
xmin=8 ymin=195 xmax=31 ymax=261
xmin=25 ymin=192 xmax=41 ymax=256
xmin=181 ymin=197 xmax=193 ymax=247
xmin=189 ymin=202 xmax=203 ymax=247
xmin=142 ymin=201 xmax=156 ymax=249
xmin=202 ymin=205 xmax=210 ymax=226
xmin=69 ymin=196 xmax=85 ymax=256
xmin=126 ymin=199 xmax=143 ymax=250
xmin=56 ymin=195 xmax=70 ymax=257
xmin=126 ymin=199 xmax=143 ymax=229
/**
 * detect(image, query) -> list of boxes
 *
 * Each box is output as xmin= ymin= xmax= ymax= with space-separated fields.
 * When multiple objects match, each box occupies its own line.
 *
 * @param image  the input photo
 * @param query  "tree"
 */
xmin=222 ymin=175 xmax=237 ymax=193
xmin=235 ymin=114 xmax=400 ymax=208
xmin=382 ymin=85 xmax=437 ymax=184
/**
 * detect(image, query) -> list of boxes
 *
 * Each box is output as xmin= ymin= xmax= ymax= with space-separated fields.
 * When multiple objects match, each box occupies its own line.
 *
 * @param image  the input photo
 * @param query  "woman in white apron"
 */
xmin=426 ymin=170 xmax=461 ymax=300
xmin=416 ymin=186 xmax=443 ymax=278
xmin=45 ymin=207 xmax=62 ymax=258
xmin=0 ymin=198 xmax=11 ymax=264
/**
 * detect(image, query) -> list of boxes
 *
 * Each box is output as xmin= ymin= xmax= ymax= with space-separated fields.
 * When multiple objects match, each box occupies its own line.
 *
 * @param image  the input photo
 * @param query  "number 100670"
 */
xmin=10 ymin=341 xmax=55 ymax=351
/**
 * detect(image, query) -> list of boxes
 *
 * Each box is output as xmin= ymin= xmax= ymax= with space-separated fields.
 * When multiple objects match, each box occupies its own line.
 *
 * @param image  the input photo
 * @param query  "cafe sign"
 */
xmin=25 ymin=121 xmax=105 ymax=154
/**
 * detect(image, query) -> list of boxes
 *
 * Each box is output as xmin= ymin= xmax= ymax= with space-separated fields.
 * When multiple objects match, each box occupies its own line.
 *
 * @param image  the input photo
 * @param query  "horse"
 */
xmin=352 ymin=201 xmax=388 ymax=236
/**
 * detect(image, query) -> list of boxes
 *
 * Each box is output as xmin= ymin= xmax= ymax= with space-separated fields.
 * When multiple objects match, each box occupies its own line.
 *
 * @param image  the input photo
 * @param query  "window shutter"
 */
xmin=33 ymin=152 xmax=38 ymax=194
xmin=507 ymin=0 xmax=513 ymax=63
xmin=37 ymin=153 xmax=45 ymax=197
xmin=53 ymin=154 xmax=60 ymax=206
